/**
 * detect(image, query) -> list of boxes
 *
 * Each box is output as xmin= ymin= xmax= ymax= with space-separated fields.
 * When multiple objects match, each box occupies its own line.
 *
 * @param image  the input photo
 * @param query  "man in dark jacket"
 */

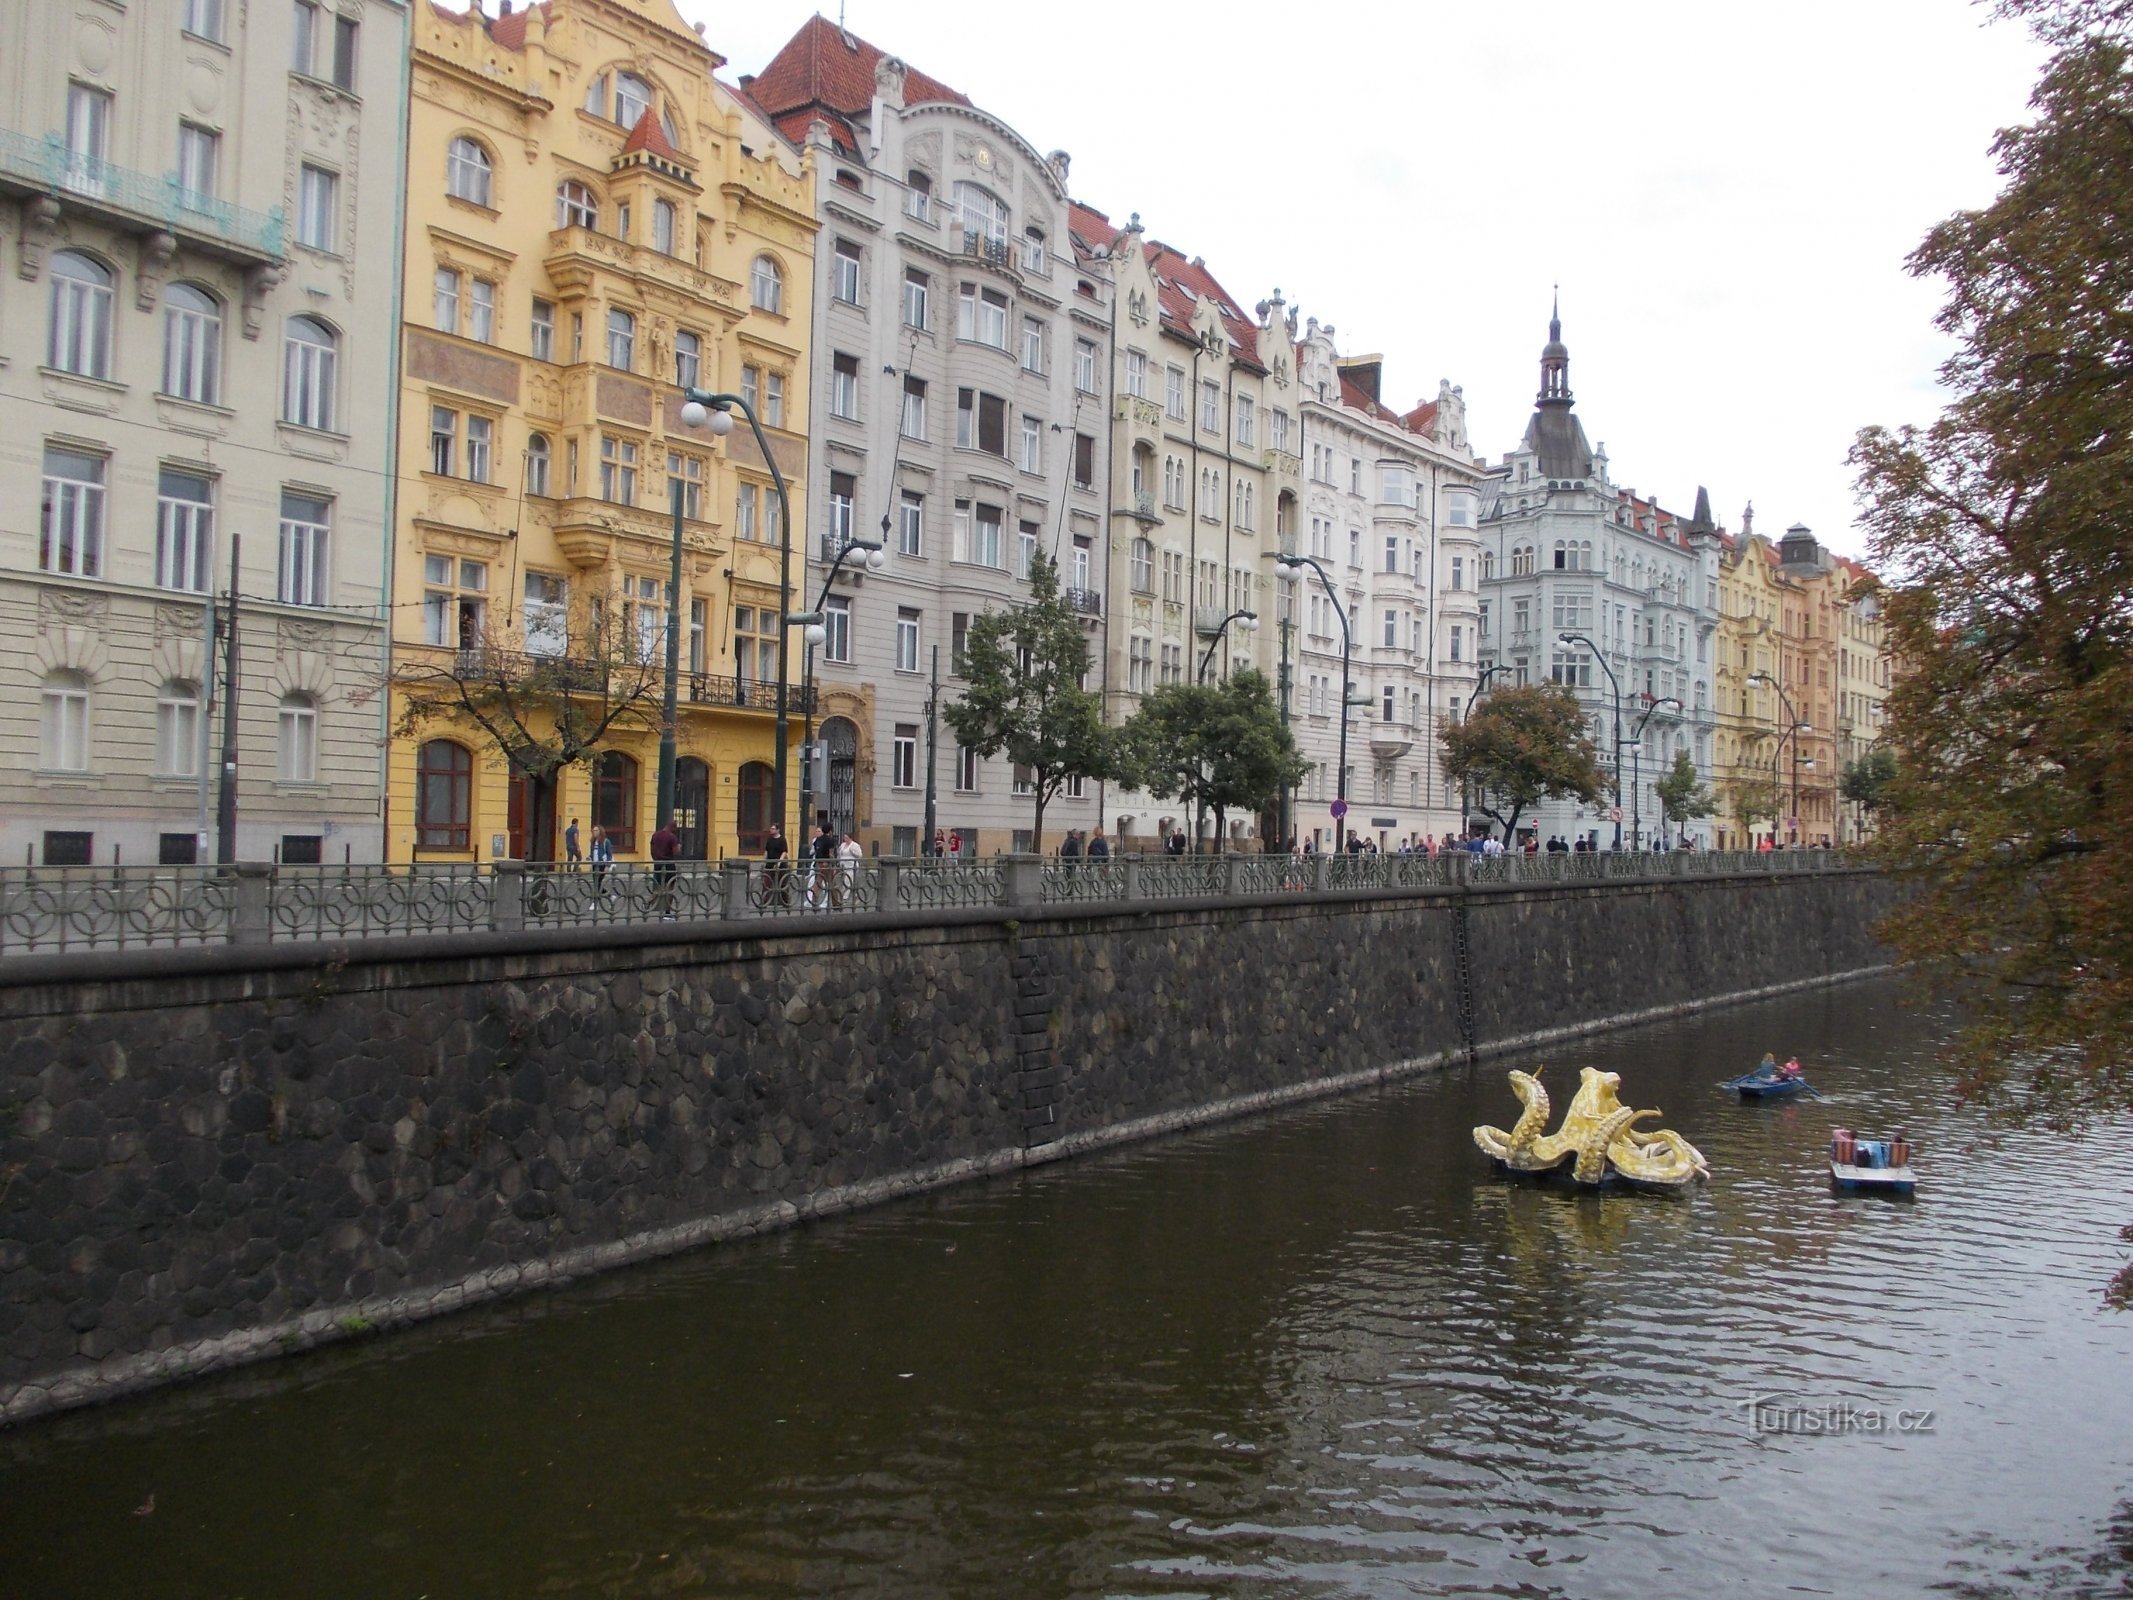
xmin=650 ymin=815 xmax=680 ymax=916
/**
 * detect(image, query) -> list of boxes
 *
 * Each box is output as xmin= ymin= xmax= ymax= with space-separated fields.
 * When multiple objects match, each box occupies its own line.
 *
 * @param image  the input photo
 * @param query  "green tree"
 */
xmin=1119 ymin=670 xmax=1304 ymax=852
xmin=943 ymin=551 xmax=1112 ymax=848
xmin=1730 ymin=774 xmax=1780 ymax=843
xmin=1439 ymin=682 xmax=1606 ymax=844
xmin=1839 ymin=747 xmax=1899 ymax=814
xmin=1851 ymin=0 xmax=2133 ymax=1301
xmin=1654 ymin=749 xmax=1716 ymax=843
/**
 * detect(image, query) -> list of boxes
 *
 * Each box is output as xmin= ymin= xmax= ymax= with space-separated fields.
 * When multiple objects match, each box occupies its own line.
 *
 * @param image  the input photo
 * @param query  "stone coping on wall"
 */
xmin=0 ymin=960 xmax=1893 ymax=1426
xmin=0 ymin=865 xmax=1885 ymax=1016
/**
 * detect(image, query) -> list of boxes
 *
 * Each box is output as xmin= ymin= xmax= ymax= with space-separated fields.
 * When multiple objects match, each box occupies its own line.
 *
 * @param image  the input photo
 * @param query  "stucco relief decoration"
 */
xmin=37 ymin=590 xmax=112 ymax=677
xmin=74 ymin=15 xmax=117 ymax=76
xmin=242 ymin=263 xmax=286 ymax=338
xmin=137 ymin=231 xmax=177 ymax=311
xmin=154 ymin=604 xmax=200 ymax=641
xmin=186 ymin=60 xmax=223 ymax=117
xmin=1128 ymin=290 xmax=1149 ymax=327
xmin=18 ymin=197 xmax=60 ymax=280
xmin=907 ymin=131 xmax=940 ymax=167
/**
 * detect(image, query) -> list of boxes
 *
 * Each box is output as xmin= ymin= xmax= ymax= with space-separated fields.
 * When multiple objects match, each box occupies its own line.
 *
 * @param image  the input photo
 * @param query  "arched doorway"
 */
xmin=821 ymin=716 xmax=859 ymax=838
xmin=737 ymin=760 xmax=774 ymax=855
xmin=593 ymin=750 xmax=639 ymax=854
xmin=507 ymin=767 xmax=557 ymax=862
xmin=675 ymin=757 xmax=711 ymax=860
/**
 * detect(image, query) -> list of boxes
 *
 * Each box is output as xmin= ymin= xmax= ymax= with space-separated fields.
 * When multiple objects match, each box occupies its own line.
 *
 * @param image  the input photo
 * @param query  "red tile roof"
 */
xmin=1067 ymin=200 xmax=1117 ymax=259
xmin=619 ymin=108 xmax=680 ymax=160
xmin=1141 ymin=239 xmax=1264 ymax=372
xmin=482 ymin=1 xmax=542 ymax=50
xmin=744 ymin=14 xmax=971 ymax=145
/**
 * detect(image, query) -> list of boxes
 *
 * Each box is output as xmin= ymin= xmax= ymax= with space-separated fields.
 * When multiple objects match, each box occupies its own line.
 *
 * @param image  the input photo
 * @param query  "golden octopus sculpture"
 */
xmin=1473 ymin=1066 xmax=1710 ymax=1189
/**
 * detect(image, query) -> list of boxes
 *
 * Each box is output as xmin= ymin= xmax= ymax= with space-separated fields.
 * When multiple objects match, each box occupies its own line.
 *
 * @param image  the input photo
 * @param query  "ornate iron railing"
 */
xmin=0 ymin=128 xmax=284 ymax=259
xmin=0 ymin=866 xmax=235 ymax=954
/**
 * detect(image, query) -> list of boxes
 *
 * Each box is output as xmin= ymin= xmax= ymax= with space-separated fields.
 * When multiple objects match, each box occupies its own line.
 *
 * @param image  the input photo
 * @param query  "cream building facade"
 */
xmin=742 ymin=18 xmax=1110 ymax=856
xmin=1071 ymin=205 xmax=1300 ymax=851
xmin=0 ymin=0 xmax=408 ymax=866
xmin=385 ymin=0 xmax=814 ymax=864
xmin=1293 ymin=320 xmax=1482 ymax=850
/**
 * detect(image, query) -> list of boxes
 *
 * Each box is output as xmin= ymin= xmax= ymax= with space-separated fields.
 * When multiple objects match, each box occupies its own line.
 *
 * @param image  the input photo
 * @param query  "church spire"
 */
xmin=1538 ymin=289 xmax=1572 ymax=408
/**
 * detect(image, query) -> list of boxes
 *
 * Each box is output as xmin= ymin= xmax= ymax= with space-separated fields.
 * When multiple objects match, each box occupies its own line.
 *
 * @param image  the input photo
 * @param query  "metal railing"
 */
xmin=0 ymin=128 xmax=284 ymax=259
xmin=0 ymin=848 xmax=1859 ymax=957
xmin=1064 ymin=587 xmax=1104 ymax=617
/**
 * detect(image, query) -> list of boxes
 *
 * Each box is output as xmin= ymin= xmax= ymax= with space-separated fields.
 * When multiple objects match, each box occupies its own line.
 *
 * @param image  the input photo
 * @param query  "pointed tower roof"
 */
xmin=620 ymin=108 xmax=680 ymax=161
xmin=1683 ymin=485 xmax=1716 ymax=535
xmin=1521 ymin=297 xmax=1595 ymax=479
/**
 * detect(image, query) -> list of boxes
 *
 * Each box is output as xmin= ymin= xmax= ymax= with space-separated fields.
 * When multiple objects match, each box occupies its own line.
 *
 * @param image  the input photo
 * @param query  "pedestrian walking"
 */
xmin=947 ymin=828 xmax=963 ymax=859
xmin=835 ymin=830 xmax=863 ymax=907
xmin=763 ymin=822 xmax=790 ymax=907
xmin=1086 ymin=827 xmax=1110 ymax=862
xmin=649 ymin=813 xmax=680 ymax=917
xmin=932 ymin=828 xmax=947 ymax=860
xmin=588 ymin=823 xmax=614 ymax=896
xmin=1060 ymin=829 xmax=1082 ymax=869
xmin=806 ymin=822 xmax=836 ymax=910
xmin=564 ymin=816 xmax=582 ymax=870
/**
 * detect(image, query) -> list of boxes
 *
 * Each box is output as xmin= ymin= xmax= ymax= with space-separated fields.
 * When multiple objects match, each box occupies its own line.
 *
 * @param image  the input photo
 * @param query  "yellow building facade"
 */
xmin=1714 ymin=521 xmax=1886 ymax=846
xmin=386 ymin=0 xmax=814 ymax=864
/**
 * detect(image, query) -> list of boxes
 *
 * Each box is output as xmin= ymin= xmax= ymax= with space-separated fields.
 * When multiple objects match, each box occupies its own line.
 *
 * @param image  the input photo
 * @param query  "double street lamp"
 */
xmin=1197 ymin=609 xmax=1258 ymax=682
xmin=1275 ymin=553 xmax=1357 ymax=851
xmin=1629 ymin=694 xmax=1683 ymax=849
xmin=1461 ymin=663 xmax=1513 ymax=836
xmin=789 ymin=535 xmax=887 ymax=834
xmin=1557 ymin=631 xmax=1623 ymax=849
xmin=1747 ymin=671 xmax=1808 ymax=844
xmin=679 ymin=388 xmax=795 ymax=846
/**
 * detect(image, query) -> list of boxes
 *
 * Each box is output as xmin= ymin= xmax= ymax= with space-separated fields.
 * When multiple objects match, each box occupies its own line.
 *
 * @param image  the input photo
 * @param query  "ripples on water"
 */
xmin=3 ymin=980 xmax=2131 ymax=1598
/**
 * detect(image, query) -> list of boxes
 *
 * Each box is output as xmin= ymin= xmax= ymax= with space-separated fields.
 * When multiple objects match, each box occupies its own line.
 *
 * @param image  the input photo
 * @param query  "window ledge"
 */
xmin=39 ymin=367 xmax=126 ymax=414
xmin=276 ymin=422 xmax=351 ymax=461
xmin=33 ymin=771 xmax=100 ymax=785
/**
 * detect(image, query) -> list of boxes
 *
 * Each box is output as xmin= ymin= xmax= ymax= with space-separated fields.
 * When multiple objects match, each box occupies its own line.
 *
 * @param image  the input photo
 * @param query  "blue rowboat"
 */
xmin=1723 ymin=1068 xmax=1813 ymax=1099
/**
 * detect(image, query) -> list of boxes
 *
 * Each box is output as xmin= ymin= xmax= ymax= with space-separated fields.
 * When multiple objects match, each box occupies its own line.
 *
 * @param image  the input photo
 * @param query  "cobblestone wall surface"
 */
xmin=0 ymin=869 xmax=1897 ymax=1422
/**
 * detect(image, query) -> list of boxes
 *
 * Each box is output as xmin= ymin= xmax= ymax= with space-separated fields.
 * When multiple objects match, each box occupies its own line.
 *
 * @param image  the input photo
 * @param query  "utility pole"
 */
xmin=216 ymin=532 xmax=241 ymax=863
xmin=922 ymin=644 xmax=939 ymax=855
xmin=1277 ymin=613 xmax=1293 ymax=850
xmin=196 ymin=588 xmax=216 ymax=862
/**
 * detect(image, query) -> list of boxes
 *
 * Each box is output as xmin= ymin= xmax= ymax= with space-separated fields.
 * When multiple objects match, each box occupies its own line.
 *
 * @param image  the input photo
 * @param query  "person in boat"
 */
xmin=1754 ymin=1052 xmax=1780 ymax=1079
xmin=1781 ymin=1057 xmax=1804 ymax=1078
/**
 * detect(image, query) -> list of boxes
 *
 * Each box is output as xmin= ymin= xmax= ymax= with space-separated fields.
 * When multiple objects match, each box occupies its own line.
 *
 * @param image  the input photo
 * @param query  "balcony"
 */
xmin=1368 ymin=721 xmax=1415 ymax=759
xmin=0 ymin=129 xmax=283 ymax=265
xmin=687 ymin=674 xmax=817 ymax=715
xmin=957 ymin=230 xmax=1013 ymax=269
xmin=1131 ymin=489 xmax=1157 ymax=521
xmin=1065 ymin=587 xmax=1103 ymax=618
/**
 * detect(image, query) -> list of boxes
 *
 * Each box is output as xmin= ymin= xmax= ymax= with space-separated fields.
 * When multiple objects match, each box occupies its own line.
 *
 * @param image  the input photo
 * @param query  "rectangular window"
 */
xmin=1234 ymin=393 xmax=1255 ymax=447
xmin=897 ymin=489 xmax=924 ymax=557
xmin=1272 ymin=409 xmax=1291 ymax=452
xmin=892 ymin=725 xmax=918 ymax=789
xmin=1073 ymin=432 xmax=1095 ymax=489
xmin=735 ymin=481 xmax=758 ymax=541
xmin=951 ymin=612 xmax=969 ymax=675
xmin=823 ymin=596 xmax=851 ymax=664
xmin=903 ymin=268 xmax=929 ymax=329
xmin=1074 ymin=338 xmax=1098 ymax=393
xmin=833 ymin=239 xmax=861 ymax=304
xmin=465 ymin=415 xmax=492 ymax=483
xmin=673 ymin=329 xmax=700 ymax=390
xmin=764 ymin=372 xmax=785 ymax=428
xmin=469 ymin=279 xmax=495 ymax=343
xmin=1450 ymin=555 xmax=1465 ymax=592
xmin=293 ymin=0 xmax=318 ymax=71
xmin=40 ymin=447 xmax=106 ymax=578
xmin=599 ymin=435 xmax=637 ymax=504
xmin=956 ymin=745 xmax=980 ymax=792
xmin=1385 ymin=535 xmax=1400 ymax=574
xmin=607 ymin=309 xmax=634 ymax=370
xmin=1017 ymin=521 xmax=1039 ymax=579
xmin=183 ymin=0 xmax=224 ymax=41
xmin=1451 ymin=624 xmax=1464 ymax=663
xmin=1384 ymin=609 xmax=1398 ymax=648
xmin=1200 ymin=380 xmax=1220 ymax=433
xmin=523 ymin=571 xmax=568 ymax=657
xmin=278 ymin=491 xmax=331 ymax=606
xmin=830 ymin=352 xmax=859 ymax=420
xmin=901 ymin=375 xmax=927 ymax=439
xmin=959 ymin=285 xmax=1008 ymax=348
xmin=620 ymin=573 xmax=666 ymax=664
xmin=154 ymin=469 xmax=214 ymax=594
xmin=654 ymin=198 xmax=677 ymax=255
xmin=1019 ymin=413 xmax=1042 ymax=474
xmin=1022 ymin=316 xmax=1044 ymax=373
xmin=896 ymin=607 xmax=920 ymax=672
xmin=828 ymin=471 xmax=856 ymax=545
xmin=177 ymin=123 xmax=219 ymax=203
xmin=429 ymin=405 xmax=457 ymax=475
xmin=433 ymin=267 xmax=460 ymax=333
xmin=1124 ymin=348 xmax=1147 ymax=398
xmin=1165 ymin=365 xmax=1186 ymax=420
xmin=297 ymin=164 xmax=337 ymax=251
xmin=666 ymin=451 xmax=703 ymax=519
xmin=331 ymin=13 xmax=358 ymax=90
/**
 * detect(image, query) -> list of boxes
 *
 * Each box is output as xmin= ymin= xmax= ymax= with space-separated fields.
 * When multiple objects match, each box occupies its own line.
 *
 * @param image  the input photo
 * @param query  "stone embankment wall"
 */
xmin=0 ymin=868 xmax=1898 ymax=1422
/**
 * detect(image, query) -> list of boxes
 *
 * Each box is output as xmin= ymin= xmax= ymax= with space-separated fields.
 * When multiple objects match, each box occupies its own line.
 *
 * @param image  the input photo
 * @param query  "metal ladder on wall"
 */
xmin=1453 ymin=892 xmax=1479 ymax=1068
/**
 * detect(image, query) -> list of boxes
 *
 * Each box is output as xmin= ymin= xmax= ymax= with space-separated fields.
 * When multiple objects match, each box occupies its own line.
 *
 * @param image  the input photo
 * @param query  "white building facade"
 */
xmin=1476 ymin=309 xmax=1721 ymax=848
xmin=744 ymin=20 xmax=1110 ymax=855
xmin=0 ymin=0 xmax=406 ymax=867
xmin=1289 ymin=320 xmax=1482 ymax=851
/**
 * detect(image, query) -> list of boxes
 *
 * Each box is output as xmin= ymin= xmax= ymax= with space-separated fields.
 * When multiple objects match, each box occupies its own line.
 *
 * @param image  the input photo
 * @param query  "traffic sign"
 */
xmin=1609 ymin=806 xmax=1622 ymax=823
xmin=1329 ymin=799 xmax=1348 ymax=819
xmin=1788 ymin=816 xmax=1800 ymax=832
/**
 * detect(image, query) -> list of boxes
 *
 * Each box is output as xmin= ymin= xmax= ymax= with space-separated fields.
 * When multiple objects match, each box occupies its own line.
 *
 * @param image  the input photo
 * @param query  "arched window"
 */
xmin=446 ymin=136 xmax=492 ymax=206
xmin=736 ymin=760 xmax=774 ymax=855
xmin=1482 ymin=550 xmax=1497 ymax=580
xmin=1022 ymin=226 xmax=1046 ymax=273
xmin=281 ymin=315 xmax=337 ymax=430
xmin=904 ymin=169 xmax=932 ymax=221
xmin=750 ymin=254 xmax=783 ymax=313
xmin=415 ymin=739 xmax=473 ymax=851
xmin=155 ymin=679 xmax=200 ymax=778
xmin=39 ymin=670 xmax=90 ymax=772
xmin=1130 ymin=536 xmax=1153 ymax=594
xmin=955 ymin=181 xmax=1008 ymax=246
xmin=555 ymin=179 xmax=598 ymax=231
xmin=49 ymin=251 xmax=113 ymax=377
xmin=615 ymin=72 xmax=653 ymax=129
xmin=1130 ymin=443 xmax=1153 ymax=499
xmin=525 ymin=432 xmax=551 ymax=496
xmin=162 ymin=283 xmax=221 ymax=403
xmin=278 ymin=692 xmax=318 ymax=783
xmin=594 ymin=750 xmax=639 ymax=852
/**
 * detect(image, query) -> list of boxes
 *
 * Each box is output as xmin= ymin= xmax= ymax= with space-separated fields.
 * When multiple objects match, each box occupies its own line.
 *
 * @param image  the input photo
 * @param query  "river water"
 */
xmin=4 ymin=978 xmax=2131 ymax=1598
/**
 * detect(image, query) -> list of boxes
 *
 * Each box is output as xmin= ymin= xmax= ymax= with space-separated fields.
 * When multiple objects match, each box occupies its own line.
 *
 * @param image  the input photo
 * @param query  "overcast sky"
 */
xmin=574 ymin=2 xmax=2045 ymax=557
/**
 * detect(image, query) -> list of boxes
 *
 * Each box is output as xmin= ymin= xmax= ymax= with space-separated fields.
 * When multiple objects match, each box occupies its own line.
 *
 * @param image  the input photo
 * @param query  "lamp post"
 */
xmin=1629 ymin=694 xmax=1683 ymax=849
xmin=1558 ymin=631 xmax=1623 ymax=849
xmin=1276 ymin=552 xmax=1354 ymax=851
xmin=680 ymin=388 xmax=795 ymax=838
xmin=1197 ymin=609 xmax=1258 ymax=683
xmin=788 ymin=535 xmax=887 ymax=835
xmin=1748 ymin=671 xmax=1807 ymax=844
xmin=1461 ymin=662 xmax=1513 ymax=836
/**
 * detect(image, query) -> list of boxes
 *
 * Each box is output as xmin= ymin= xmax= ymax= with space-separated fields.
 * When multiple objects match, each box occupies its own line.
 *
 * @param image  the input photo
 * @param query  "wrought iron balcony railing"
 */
xmin=0 ymin=128 xmax=284 ymax=262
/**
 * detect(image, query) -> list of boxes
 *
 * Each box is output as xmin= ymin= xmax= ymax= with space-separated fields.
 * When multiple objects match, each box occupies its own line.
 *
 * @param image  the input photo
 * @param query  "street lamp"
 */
xmin=1747 ymin=671 xmax=1807 ymax=844
xmin=680 ymin=388 xmax=795 ymax=841
xmin=1460 ymin=663 xmax=1513 ymax=835
xmin=790 ymin=536 xmax=887 ymax=834
xmin=1558 ymin=631 xmax=1623 ymax=849
xmin=1275 ymin=553 xmax=1355 ymax=850
xmin=1630 ymin=694 xmax=1683 ymax=849
xmin=1197 ymin=609 xmax=1259 ymax=683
